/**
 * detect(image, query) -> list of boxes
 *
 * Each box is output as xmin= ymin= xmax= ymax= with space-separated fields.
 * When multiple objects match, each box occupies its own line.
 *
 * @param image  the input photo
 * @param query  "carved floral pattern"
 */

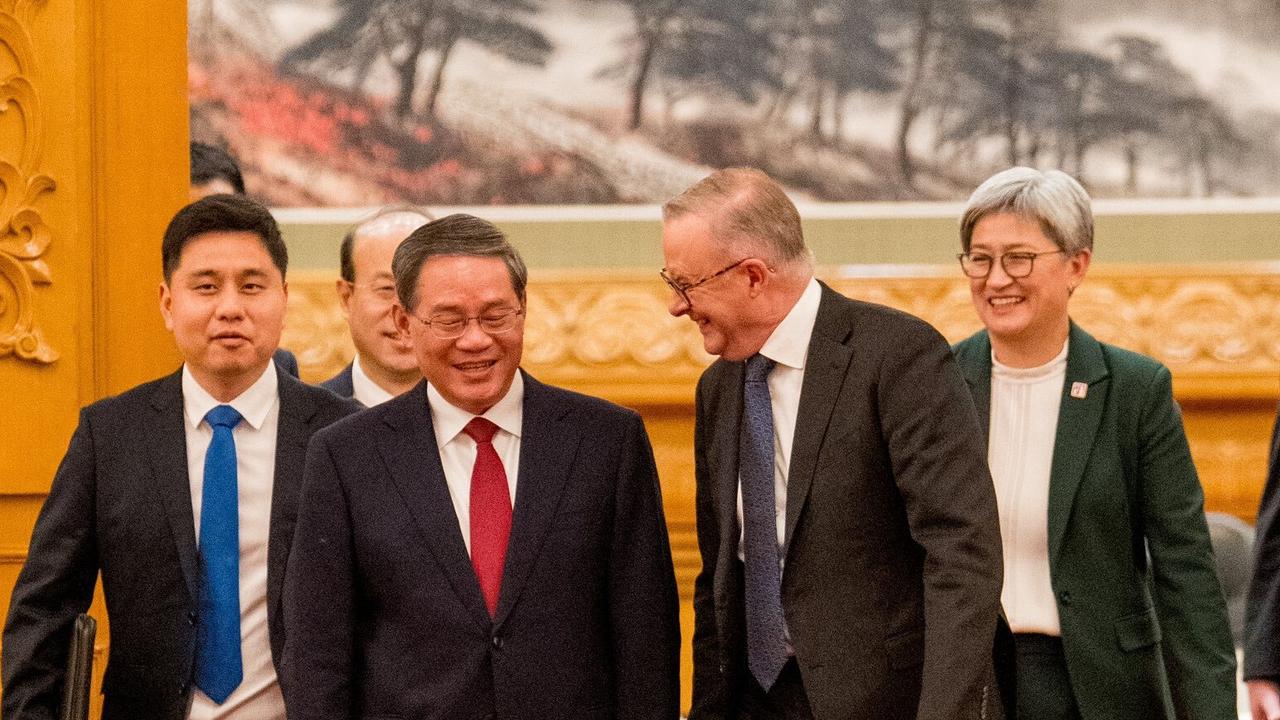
xmin=0 ymin=0 xmax=56 ymax=363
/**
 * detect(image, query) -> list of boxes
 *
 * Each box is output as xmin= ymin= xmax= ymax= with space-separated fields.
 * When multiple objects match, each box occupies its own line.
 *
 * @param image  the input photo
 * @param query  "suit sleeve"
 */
xmin=877 ymin=322 xmax=1004 ymax=720
xmin=281 ymin=432 xmax=356 ymax=720
xmin=609 ymin=410 xmax=681 ymax=720
xmin=688 ymin=375 xmax=730 ymax=720
xmin=2 ymin=410 xmax=101 ymax=720
xmin=1136 ymin=366 xmax=1237 ymax=719
xmin=1247 ymin=404 xmax=1280 ymax=682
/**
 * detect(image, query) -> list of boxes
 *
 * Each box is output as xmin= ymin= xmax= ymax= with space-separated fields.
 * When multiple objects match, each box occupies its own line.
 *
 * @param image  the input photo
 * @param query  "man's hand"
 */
xmin=1249 ymin=679 xmax=1280 ymax=720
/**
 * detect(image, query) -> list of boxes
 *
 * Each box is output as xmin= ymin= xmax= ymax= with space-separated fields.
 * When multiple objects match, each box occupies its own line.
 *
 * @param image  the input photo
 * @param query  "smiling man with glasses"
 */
xmin=663 ymin=168 xmax=1006 ymax=720
xmin=283 ymin=213 xmax=680 ymax=720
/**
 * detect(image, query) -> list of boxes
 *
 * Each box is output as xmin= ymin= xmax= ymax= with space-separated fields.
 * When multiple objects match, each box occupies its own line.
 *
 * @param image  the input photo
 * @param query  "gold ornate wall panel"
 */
xmin=0 ymin=0 xmax=188 ymax=714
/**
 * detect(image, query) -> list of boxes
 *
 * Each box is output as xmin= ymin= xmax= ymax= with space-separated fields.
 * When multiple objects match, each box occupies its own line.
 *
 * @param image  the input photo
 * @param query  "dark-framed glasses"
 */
xmin=411 ymin=307 xmax=524 ymax=339
xmin=958 ymin=250 xmax=1065 ymax=279
xmin=659 ymin=258 xmax=749 ymax=306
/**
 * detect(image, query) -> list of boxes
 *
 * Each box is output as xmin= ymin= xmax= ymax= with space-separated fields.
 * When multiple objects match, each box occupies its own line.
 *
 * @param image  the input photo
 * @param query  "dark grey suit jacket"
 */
xmin=1246 ymin=406 xmax=1280 ymax=683
xmin=1 ymin=366 xmax=358 ymax=720
xmin=319 ymin=363 xmax=355 ymax=400
xmin=282 ymin=372 xmax=681 ymax=720
xmin=689 ymin=283 xmax=1004 ymax=720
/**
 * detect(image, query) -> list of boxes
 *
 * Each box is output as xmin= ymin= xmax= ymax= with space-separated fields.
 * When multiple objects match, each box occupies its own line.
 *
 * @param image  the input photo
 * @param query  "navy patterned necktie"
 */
xmin=195 ymin=404 xmax=244 ymax=703
xmin=740 ymin=353 xmax=787 ymax=690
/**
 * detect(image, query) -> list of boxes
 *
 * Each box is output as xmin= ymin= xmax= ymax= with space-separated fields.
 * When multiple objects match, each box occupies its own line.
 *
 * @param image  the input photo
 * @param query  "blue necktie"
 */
xmin=740 ymin=354 xmax=787 ymax=690
xmin=195 ymin=404 xmax=243 ymax=703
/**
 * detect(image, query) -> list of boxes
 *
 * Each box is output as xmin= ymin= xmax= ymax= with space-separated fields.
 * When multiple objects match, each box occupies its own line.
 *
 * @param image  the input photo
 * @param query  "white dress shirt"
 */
xmin=736 ymin=277 xmax=822 ymax=563
xmin=182 ymin=361 xmax=285 ymax=720
xmin=351 ymin=354 xmax=395 ymax=407
xmin=988 ymin=341 xmax=1068 ymax=636
xmin=428 ymin=372 xmax=524 ymax=556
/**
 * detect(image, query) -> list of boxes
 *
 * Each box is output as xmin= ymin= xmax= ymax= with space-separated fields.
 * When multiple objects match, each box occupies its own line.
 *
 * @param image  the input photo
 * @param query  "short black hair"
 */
xmin=190 ymin=141 xmax=246 ymax=195
xmin=339 ymin=205 xmax=434 ymax=282
xmin=162 ymin=194 xmax=287 ymax=282
xmin=392 ymin=214 xmax=526 ymax=313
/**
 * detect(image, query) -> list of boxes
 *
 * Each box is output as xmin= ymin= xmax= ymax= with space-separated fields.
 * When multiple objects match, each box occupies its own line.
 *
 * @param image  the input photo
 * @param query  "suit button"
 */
xmin=491 ymin=635 xmax=503 ymax=650
xmin=187 ymin=611 xmax=196 ymax=626
xmin=1058 ymin=590 xmax=1073 ymax=606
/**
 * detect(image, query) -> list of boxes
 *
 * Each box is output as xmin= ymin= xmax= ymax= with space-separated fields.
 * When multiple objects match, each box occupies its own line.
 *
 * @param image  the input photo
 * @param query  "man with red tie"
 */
xmin=281 ymin=213 xmax=681 ymax=720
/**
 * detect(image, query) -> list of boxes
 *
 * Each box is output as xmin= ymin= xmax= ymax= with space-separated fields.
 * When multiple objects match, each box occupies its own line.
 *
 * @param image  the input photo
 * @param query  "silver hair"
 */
xmin=960 ymin=167 xmax=1094 ymax=255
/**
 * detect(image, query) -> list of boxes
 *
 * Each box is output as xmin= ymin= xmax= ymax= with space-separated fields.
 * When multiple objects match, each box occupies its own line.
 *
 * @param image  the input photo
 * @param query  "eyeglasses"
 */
xmin=410 ymin=307 xmax=524 ymax=339
xmin=958 ymin=250 xmax=1065 ymax=279
xmin=659 ymin=258 xmax=749 ymax=307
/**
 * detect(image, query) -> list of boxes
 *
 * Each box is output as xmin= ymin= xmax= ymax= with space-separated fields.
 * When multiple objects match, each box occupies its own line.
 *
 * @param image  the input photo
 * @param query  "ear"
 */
xmin=159 ymin=281 xmax=174 ymax=331
xmin=742 ymin=258 xmax=772 ymax=296
xmin=1067 ymin=248 xmax=1092 ymax=289
xmin=335 ymin=279 xmax=353 ymax=315
xmin=392 ymin=302 xmax=411 ymax=337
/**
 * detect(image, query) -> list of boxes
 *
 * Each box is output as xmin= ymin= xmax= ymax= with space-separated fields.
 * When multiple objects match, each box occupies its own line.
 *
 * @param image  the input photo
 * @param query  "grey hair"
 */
xmin=663 ymin=167 xmax=812 ymax=271
xmin=960 ymin=167 xmax=1094 ymax=255
xmin=392 ymin=213 xmax=527 ymax=313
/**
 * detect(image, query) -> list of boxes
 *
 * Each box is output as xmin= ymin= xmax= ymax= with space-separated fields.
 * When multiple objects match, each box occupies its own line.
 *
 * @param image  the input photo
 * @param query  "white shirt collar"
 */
xmin=758 ymin=278 xmax=822 ymax=371
xmin=426 ymin=370 xmax=525 ymax=442
xmin=182 ymin=360 xmax=279 ymax=431
xmin=351 ymin=355 xmax=396 ymax=407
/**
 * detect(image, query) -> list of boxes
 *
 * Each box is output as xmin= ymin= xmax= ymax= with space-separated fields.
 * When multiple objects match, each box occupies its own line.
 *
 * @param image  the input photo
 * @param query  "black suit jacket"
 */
xmin=1 ymin=367 xmax=358 ymax=720
xmin=282 ymin=373 xmax=681 ymax=720
xmin=689 ymin=283 xmax=1004 ymax=720
xmin=319 ymin=363 xmax=355 ymax=400
xmin=274 ymin=348 xmax=300 ymax=378
xmin=1247 ymin=404 xmax=1280 ymax=683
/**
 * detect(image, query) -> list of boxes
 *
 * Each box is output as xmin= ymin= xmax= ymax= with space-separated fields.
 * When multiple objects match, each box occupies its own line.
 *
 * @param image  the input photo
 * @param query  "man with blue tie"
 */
xmin=282 ymin=213 xmax=681 ymax=719
xmin=1 ymin=194 xmax=358 ymax=719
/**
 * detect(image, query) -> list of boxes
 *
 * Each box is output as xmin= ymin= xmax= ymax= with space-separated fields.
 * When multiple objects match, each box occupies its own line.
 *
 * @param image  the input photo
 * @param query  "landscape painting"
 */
xmin=189 ymin=0 xmax=1280 ymax=206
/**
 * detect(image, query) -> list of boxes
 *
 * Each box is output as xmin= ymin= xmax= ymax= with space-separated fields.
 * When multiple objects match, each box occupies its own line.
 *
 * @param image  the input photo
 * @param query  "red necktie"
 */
xmin=464 ymin=417 xmax=512 ymax=617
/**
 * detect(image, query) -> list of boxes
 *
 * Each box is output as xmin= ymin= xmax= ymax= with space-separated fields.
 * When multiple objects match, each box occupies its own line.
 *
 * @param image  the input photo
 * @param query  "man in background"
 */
xmin=322 ymin=206 xmax=433 ymax=405
xmin=283 ymin=213 xmax=680 ymax=720
xmin=2 ymin=195 xmax=357 ymax=719
xmin=662 ymin=168 xmax=1004 ymax=720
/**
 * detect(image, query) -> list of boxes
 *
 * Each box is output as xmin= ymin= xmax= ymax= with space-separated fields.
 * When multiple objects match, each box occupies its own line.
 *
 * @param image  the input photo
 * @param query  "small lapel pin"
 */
xmin=1070 ymin=382 xmax=1088 ymax=399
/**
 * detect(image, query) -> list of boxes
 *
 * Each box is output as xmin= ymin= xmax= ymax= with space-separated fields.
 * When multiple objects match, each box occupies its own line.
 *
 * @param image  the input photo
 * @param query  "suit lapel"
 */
xmin=784 ymin=288 xmax=854 ymax=550
xmin=711 ymin=362 xmax=744 ymax=567
xmin=381 ymin=383 xmax=492 ymax=631
xmin=266 ymin=371 xmax=316 ymax=622
xmin=1047 ymin=323 xmax=1110 ymax=563
xmin=494 ymin=373 xmax=580 ymax=625
xmin=144 ymin=371 xmax=200 ymax=603
xmin=955 ymin=333 xmax=994 ymax=445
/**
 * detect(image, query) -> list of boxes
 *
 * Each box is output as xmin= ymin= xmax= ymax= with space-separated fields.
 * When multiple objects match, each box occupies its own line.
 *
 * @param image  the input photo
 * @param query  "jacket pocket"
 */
xmin=886 ymin=627 xmax=925 ymax=669
xmin=1114 ymin=607 xmax=1162 ymax=651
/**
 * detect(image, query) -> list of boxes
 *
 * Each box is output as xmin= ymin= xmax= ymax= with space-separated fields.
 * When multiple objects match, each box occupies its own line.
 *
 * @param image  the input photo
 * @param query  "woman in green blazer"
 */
xmin=951 ymin=167 xmax=1237 ymax=720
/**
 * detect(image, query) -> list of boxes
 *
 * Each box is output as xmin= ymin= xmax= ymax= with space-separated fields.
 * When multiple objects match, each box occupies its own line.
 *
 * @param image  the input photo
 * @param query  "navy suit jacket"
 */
xmin=1 ymin=366 xmax=358 ymax=720
xmin=1247 ymin=405 xmax=1280 ymax=683
xmin=282 ymin=373 xmax=681 ymax=720
xmin=320 ymin=363 xmax=355 ymax=400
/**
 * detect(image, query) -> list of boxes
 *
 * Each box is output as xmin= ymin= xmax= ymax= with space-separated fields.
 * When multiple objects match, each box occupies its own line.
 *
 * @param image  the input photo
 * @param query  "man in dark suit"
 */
xmin=282 ymin=213 xmax=680 ymax=720
xmin=1248 ymin=406 xmax=1280 ymax=720
xmin=1 ymin=195 xmax=358 ymax=719
xmin=661 ymin=168 xmax=1004 ymax=720
xmin=321 ymin=206 xmax=432 ymax=405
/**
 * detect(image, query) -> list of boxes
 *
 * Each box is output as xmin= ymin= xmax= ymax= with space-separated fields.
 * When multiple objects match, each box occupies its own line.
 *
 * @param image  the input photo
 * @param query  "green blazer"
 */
xmin=953 ymin=323 xmax=1236 ymax=720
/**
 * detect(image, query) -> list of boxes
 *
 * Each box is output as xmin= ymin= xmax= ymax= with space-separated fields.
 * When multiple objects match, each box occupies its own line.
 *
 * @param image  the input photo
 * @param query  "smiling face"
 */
xmin=338 ymin=226 xmax=419 ymax=389
xmin=968 ymin=212 xmax=1090 ymax=365
xmin=395 ymin=255 xmax=524 ymax=414
xmin=161 ymin=230 xmax=288 ymax=400
xmin=661 ymin=213 xmax=771 ymax=361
